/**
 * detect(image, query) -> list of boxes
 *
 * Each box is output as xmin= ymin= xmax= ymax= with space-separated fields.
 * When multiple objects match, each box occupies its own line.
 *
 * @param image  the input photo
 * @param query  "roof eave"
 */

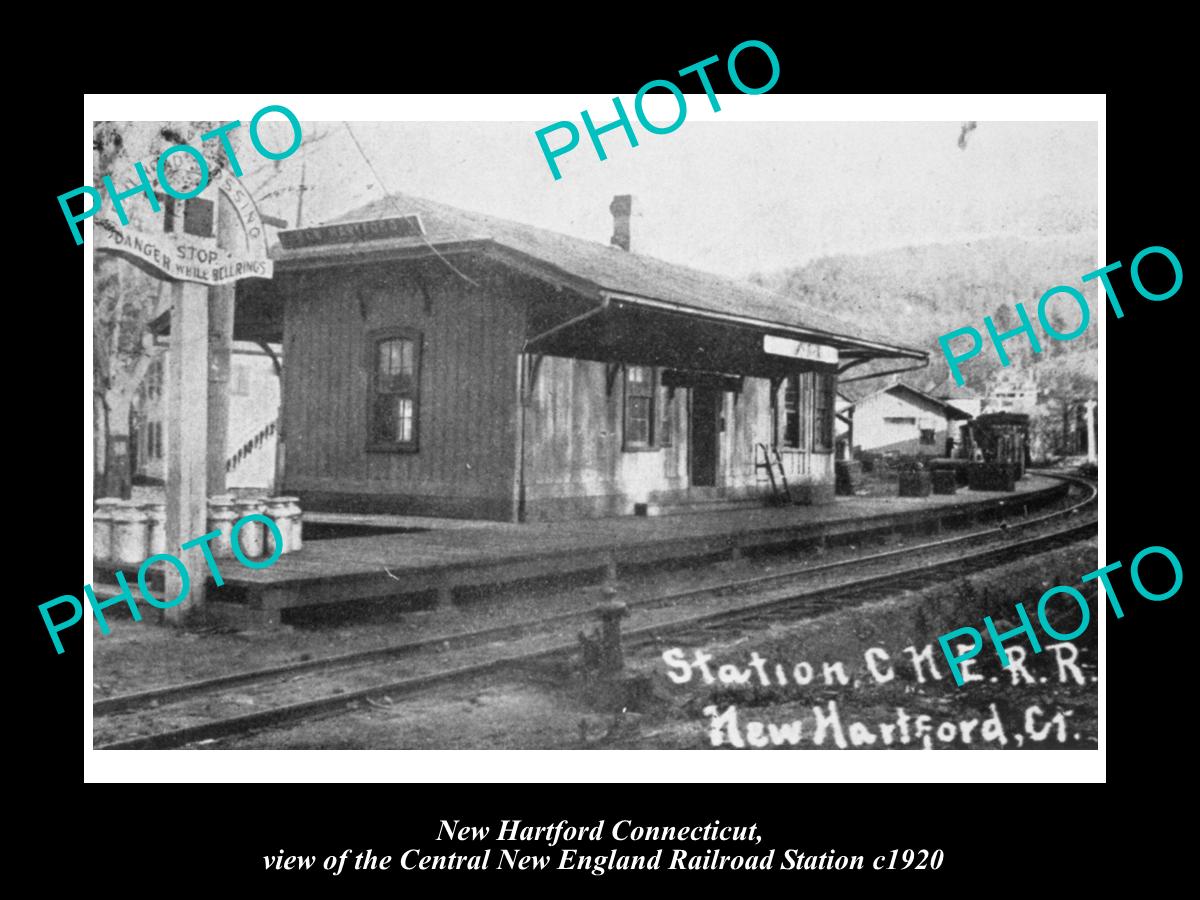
xmin=875 ymin=383 xmax=975 ymax=419
xmin=262 ymin=225 xmax=929 ymax=364
xmin=599 ymin=289 xmax=928 ymax=362
xmin=270 ymin=235 xmax=494 ymax=270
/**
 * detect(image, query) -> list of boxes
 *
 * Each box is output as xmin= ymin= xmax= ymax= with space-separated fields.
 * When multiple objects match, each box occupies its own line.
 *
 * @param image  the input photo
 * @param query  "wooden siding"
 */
xmin=522 ymin=359 xmax=834 ymax=519
xmin=280 ymin=259 xmax=526 ymax=519
xmin=275 ymin=251 xmax=839 ymax=521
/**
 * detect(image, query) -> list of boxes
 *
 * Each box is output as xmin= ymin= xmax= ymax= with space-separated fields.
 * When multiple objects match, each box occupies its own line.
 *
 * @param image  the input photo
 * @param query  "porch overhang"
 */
xmin=524 ymin=291 xmax=927 ymax=381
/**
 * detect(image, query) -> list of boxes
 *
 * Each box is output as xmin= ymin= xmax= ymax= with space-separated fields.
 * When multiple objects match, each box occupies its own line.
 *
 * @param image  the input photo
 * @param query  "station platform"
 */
xmin=203 ymin=475 xmax=1066 ymax=624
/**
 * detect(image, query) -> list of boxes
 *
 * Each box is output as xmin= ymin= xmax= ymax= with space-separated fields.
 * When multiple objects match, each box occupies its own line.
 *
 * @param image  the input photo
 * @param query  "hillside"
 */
xmin=749 ymin=233 xmax=1099 ymax=401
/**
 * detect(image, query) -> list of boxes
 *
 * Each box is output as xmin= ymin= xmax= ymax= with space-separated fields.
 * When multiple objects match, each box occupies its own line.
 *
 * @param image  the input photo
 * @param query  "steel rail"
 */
xmin=96 ymin=475 xmax=1089 ymax=718
xmin=95 ymin=475 xmax=1096 ymax=750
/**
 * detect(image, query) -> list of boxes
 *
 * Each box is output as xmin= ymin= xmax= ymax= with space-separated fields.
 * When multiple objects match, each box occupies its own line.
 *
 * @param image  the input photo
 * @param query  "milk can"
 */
xmin=111 ymin=504 xmax=150 ymax=566
xmin=263 ymin=496 xmax=302 ymax=556
xmin=93 ymin=498 xmax=124 ymax=561
xmin=279 ymin=496 xmax=303 ymax=553
xmin=233 ymin=496 xmax=266 ymax=559
xmin=138 ymin=502 xmax=167 ymax=556
xmin=207 ymin=495 xmax=239 ymax=560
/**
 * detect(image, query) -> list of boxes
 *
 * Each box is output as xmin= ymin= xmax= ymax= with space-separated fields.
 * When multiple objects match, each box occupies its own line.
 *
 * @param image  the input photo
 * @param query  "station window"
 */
xmin=773 ymin=375 xmax=811 ymax=450
xmin=782 ymin=375 xmax=803 ymax=449
xmin=812 ymin=373 xmax=835 ymax=452
xmin=624 ymin=365 xmax=655 ymax=450
xmin=368 ymin=330 xmax=421 ymax=451
xmin=920 ymin=428 xmax=936 ymax=445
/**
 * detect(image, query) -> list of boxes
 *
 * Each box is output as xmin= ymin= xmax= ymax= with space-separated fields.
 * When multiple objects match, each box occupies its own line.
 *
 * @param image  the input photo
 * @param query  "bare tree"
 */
xmin=90 ymin=117 xmax=320 ymax=496
xmin=93 ymin=254 xmax=165 ymax=497
xmin=91 ymin=120 xmax=228 ymax=499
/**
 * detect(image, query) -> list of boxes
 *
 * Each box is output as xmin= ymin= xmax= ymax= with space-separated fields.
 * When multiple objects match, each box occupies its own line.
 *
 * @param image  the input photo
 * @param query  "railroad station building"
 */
xmin=233 ymin=193 xmax=926 ymax=522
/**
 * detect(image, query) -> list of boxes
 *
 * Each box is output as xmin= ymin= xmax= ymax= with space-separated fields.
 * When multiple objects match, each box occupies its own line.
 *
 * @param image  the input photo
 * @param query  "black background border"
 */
xmin=17 ymin=26 xmax=1188 ymax=886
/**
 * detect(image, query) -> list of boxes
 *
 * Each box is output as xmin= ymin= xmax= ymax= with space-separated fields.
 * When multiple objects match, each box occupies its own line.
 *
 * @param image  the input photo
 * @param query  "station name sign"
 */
xmin=279 ymin=215 xmax=426 ymax=250
xmin=763 ymin=335 xmax=839 ymax=366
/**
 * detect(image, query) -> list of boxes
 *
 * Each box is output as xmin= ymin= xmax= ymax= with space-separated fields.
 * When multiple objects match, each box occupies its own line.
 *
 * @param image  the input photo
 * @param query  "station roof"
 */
xmin=256 ymin=192 xmax=927 ymax=366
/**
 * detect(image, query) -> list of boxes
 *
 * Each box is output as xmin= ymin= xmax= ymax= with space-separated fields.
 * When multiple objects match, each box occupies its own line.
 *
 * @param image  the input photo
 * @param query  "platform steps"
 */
xmin=650 ymin=496 xmax=769 ymax=516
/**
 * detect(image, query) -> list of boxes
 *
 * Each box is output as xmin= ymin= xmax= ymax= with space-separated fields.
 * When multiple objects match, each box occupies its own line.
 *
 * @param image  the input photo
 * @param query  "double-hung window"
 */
xmin=624 ymin=365 xmax=655 ymax=450
xmin=368 ymin=330 xmax=421 ymax=451
xmin=782 ymin=374 xmax=804 ymax=449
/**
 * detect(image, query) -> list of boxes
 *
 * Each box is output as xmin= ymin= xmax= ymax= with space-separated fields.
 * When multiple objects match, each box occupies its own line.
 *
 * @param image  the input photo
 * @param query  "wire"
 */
xmin=341 ymin=122 xmax=481 ymax=289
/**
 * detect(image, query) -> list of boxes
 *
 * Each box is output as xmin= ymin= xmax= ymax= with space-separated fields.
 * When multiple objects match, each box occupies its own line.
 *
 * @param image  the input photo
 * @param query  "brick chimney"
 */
xmin=610 ymin=194 xmax=632 ymax=251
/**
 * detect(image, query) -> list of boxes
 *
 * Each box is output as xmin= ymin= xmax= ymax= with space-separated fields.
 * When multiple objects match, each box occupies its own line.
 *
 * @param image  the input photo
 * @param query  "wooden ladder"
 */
xmin=755 ymin=443 xmax=793 ymax=504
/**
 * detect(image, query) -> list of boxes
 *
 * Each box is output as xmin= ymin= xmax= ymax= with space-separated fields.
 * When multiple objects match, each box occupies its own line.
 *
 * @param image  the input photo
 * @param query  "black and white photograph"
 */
xmin=83 ymin=108 xmax=1101 ymax=758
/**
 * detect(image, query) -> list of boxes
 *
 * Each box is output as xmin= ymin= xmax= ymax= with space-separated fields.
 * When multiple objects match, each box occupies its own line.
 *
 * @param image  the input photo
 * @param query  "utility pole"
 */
xmin=1085 ymin=398 xmax=1097 ymax=463
xmin=207 ymin=189 xmax=240 ymax=498
xmin=164 ymin=277 xmax=209 ymax=624
xmin=295 ymin=123 xmax=311 ymax=229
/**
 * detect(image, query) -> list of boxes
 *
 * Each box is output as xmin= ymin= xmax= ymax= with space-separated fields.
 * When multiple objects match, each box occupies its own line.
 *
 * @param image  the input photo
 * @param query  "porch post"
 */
xmin=164 ymin=281 xmax=209 ymax=624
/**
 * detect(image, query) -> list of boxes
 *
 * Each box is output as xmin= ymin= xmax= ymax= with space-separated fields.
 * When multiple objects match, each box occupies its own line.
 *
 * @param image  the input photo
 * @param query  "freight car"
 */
xmin=964 ymin=412 xmax=1031 ymax=479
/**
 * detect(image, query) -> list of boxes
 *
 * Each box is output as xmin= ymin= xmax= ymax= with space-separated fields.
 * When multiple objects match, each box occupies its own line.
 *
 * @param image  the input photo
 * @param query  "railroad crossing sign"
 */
xmin=93 ymin=125 xmax=281 ymax=625
xmin=94 ymin=165 xmax=273 ymax=285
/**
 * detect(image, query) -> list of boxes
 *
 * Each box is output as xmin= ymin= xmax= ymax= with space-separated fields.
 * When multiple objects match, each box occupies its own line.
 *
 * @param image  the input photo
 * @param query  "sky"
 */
xmin=244 ymin=120 xmax=1097 ymax=280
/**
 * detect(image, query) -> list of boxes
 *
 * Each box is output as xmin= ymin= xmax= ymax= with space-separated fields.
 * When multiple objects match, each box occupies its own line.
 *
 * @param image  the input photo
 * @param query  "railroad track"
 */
xmin=95 ymin=474 xmax=1096 ymax=750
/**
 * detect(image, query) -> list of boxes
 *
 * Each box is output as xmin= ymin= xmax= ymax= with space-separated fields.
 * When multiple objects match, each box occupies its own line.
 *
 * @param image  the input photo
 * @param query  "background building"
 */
xmin=132 ymin=341 xmax=281 ymax=490
xmin=847 ymin=382 xmax=973 ymax=458
xmin=983 ymin=369 xmax=1039 ymax=413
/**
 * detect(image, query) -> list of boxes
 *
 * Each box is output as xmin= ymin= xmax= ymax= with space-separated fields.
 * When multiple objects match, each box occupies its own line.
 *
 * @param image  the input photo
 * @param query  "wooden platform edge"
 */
xmin=219 ymin=479 xmax=1069 ymax=619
